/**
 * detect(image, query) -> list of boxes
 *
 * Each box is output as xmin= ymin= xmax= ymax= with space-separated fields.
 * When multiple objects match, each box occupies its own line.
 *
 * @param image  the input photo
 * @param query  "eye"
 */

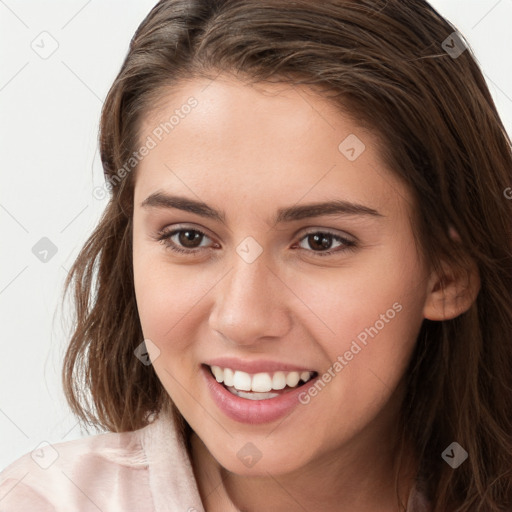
xmin=155 ymin=226 xmax=356 ymax=258
xmin=156 ymin=226 xmax=216 ymax=254
xmin=295 ymin=230 xmax=356 ymax=256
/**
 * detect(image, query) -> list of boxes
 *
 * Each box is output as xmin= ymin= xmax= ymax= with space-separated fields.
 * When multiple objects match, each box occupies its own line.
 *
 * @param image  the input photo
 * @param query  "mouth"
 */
xmin=205 ymin=364 xmax=318 ymax=401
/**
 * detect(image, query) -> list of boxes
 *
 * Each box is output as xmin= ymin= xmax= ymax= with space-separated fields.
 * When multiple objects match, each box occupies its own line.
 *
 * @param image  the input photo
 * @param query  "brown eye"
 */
xmin=306 ymin=233 xmax=335 ymax=251
xmin=178 ymin=229 xmax=204 ymax=248
xmin=157 ymin=227 xmax=214 ymax=255
xmin=297 ymin=230 xmax=356 ymax=257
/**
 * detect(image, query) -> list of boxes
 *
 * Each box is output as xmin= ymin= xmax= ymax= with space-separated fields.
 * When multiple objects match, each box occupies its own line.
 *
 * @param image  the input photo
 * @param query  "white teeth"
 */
xmin=272 ymin=371 xmax=287 ymax=390
xmin=224 ymin=368 xmax=234 ymax=387
xmin=300 ymin=371 xmax=310 ymax=382
xmin=209 ymin=365 xmax=315 ymax=393
xmin=228 ymin=388 xmax=280 ymax=400
xmin=286 ymin=371 xmax=300 ymax=387
xmin=233 ymin=370 xmax=252 ymax=391
xmin=211 ymin=366 xmax=223 ymax=382
xmin=252 ymin=373 xmax=273 ymax=392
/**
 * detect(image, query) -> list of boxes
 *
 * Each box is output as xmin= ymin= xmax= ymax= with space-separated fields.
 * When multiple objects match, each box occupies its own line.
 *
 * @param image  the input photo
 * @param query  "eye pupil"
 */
xmin=309 ymin=233 xmax=332 ymax=251
xmin=179 ymin=230 xmax=202 ymax=248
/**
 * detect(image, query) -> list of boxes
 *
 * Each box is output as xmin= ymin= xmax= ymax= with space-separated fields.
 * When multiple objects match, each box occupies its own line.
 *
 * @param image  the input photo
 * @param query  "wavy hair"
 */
xmin=62 ymin=1 xmax=512 ymax=510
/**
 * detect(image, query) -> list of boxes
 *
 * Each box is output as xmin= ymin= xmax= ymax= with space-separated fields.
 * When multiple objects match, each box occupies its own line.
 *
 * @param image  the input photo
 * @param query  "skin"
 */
xmin=132 ymin=75 xmax=479 ymax=511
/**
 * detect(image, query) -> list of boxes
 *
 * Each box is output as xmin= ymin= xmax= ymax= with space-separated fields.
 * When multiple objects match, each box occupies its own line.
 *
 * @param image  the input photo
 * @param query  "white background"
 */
xmin=1 ymin=0 xmax=511 ymax=470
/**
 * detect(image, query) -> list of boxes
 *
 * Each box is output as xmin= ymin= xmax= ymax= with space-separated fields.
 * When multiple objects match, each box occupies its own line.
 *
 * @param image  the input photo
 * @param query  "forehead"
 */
xmin=134 ymin=75 xmax=412 ymax=221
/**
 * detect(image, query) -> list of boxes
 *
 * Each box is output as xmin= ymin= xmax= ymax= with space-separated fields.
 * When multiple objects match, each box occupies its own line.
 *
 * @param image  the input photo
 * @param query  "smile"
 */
xmin=209 ymin=365 xmax=317 ymax=400
xmin=202 ymin=358 xmax=321 ymax=423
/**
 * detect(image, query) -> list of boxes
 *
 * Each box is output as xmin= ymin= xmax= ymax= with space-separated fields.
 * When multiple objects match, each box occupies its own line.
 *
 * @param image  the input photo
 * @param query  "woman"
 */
xmin=1 ymin=0 xmax=511 ymax=510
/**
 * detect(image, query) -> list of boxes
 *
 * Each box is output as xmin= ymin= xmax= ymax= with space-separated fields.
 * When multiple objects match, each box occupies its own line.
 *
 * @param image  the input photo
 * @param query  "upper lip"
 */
xmin=203 ymin=357 xmax=316 ymax=374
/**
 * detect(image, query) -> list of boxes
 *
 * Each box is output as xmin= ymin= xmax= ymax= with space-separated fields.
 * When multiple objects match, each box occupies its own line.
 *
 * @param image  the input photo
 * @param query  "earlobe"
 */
xmin=423 ymin=257 xmax=481 ymax=321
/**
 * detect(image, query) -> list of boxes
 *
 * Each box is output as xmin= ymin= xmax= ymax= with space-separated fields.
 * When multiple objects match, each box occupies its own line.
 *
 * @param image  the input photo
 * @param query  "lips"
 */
xmin=201 ymin=361 xmax=319 ymax=424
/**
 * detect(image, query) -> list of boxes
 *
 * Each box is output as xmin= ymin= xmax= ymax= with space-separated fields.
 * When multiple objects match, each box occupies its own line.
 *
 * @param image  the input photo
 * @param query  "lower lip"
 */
xmin=202 ymin=365 xmax=318 ymax=424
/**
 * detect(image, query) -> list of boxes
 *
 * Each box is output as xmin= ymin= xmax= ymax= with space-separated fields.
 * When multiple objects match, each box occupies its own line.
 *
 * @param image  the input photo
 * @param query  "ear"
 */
xmin=423 ymin=248 xmax=481 ymax=321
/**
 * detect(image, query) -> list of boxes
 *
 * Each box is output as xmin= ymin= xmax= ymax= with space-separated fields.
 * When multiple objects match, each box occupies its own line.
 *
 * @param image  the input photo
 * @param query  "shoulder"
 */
xmin=0 ymin=424 xmax=152 ymax=512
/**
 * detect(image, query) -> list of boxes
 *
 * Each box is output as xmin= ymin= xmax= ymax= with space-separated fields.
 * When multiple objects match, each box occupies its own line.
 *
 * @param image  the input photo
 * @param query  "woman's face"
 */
xmin=132 ymin=75 xmax=431 ymax=476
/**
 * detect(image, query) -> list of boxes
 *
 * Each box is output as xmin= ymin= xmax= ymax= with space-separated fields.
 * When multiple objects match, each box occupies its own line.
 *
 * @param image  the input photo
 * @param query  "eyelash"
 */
xmin=155 ymin=226 xmax=357 ymax=258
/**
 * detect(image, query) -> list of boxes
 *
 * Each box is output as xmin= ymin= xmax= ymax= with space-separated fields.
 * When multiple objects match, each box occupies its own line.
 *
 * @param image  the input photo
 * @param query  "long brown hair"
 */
xmin=62 ymin=1 xmax=512 ymax=510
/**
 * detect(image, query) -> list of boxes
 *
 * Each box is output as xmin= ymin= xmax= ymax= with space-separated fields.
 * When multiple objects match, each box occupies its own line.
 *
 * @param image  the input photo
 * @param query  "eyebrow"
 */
xmin=141 ymin=192 xmax=383 ymax=224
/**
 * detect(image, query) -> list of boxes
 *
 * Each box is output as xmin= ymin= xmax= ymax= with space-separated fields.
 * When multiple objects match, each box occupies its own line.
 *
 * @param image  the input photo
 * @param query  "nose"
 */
xmin=208 ymin=253 xmax=293 ymax=346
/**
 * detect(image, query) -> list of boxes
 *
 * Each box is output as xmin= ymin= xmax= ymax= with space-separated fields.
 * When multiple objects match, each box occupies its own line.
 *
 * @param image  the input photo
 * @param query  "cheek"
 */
xmin=132 ymin=241 xmax=211 ymax=352
xmin=292 ymin=238 xmax=426 ymax=389
xmin=132 ymin=248 xmax=212 ymax=409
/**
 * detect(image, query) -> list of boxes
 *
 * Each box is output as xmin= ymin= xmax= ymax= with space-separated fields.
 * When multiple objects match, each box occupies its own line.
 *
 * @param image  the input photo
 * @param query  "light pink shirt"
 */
xmin=0 ymin=409 xmax=431 ymax=511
